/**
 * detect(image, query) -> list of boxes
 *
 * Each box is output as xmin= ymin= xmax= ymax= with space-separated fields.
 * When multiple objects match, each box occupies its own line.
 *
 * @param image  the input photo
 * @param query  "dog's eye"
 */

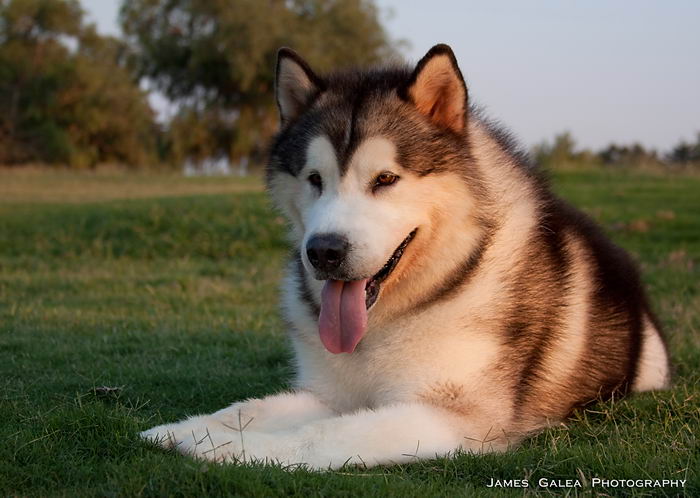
xmin=373 ymin=172 xmax=399 ymax=189
xmin=308 ymin=172 xmax=322 ymax=191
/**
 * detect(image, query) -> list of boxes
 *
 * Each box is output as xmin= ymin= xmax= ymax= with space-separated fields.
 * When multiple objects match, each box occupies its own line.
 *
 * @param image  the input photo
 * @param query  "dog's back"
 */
xmin=479 ymin=144 xmax=671 ymax=431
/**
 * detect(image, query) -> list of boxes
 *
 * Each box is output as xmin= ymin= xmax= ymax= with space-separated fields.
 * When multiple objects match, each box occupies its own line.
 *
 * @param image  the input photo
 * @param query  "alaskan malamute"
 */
xmin=142 ymin=44 xmax=670 ymax=469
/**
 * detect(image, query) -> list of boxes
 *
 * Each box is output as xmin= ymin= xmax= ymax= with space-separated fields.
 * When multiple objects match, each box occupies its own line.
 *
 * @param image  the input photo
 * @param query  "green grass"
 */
xmin=0 ymin=169 xmax=698 ymax=497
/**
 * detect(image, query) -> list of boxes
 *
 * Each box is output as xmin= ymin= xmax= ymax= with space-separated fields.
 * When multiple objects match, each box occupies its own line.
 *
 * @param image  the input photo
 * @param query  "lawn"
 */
xmin=0 ymin=168 xmax=698 ymax=497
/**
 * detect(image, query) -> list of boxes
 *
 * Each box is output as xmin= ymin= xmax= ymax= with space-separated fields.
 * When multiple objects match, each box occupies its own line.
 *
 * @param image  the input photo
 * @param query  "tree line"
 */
xmin=0 ymin=0 xmax=697 ymax=172
xmin=534 ymin=132 xmax=700 ymax=172
xmin=0 ymin=0 xmax=395 ymax=169
xmin=0 ymin=0 xmax=155 ymax=167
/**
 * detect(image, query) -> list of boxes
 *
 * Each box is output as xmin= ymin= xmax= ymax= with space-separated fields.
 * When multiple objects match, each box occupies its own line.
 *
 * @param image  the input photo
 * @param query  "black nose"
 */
xmin=306 ymin=233 xmax=350 ymax=273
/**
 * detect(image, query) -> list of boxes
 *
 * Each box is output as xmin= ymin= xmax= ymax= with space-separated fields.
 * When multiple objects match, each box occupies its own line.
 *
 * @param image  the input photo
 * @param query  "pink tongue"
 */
xmin=319 ymin=279 xmax=368 ymax=354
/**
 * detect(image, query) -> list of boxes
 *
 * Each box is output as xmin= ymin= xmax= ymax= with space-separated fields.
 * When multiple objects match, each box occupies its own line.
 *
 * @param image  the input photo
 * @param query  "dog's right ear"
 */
xmin=275 ymin=48 xmax=323 ymax=126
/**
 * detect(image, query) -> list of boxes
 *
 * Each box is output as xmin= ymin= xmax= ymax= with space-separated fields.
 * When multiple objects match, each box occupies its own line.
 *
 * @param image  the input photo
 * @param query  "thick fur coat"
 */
xmin=141 ymin=44 xmax=670 ymax=469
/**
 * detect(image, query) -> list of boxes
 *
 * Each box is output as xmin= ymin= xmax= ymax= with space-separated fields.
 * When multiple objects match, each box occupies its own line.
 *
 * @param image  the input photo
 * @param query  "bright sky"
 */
xmin=81 ymin=0 xmax=700 ymax=151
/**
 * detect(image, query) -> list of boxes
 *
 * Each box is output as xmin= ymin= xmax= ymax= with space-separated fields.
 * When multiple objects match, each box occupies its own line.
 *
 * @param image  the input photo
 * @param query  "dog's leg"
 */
xmin=140 ymin=391 xmax=334 ymax=449
xmin=163 ymin=402 xmax=504 ymax=469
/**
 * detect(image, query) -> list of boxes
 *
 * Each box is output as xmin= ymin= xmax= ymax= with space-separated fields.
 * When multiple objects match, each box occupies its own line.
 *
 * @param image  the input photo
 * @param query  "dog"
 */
xmin=141 ymin=44 xmax=671 ymax=469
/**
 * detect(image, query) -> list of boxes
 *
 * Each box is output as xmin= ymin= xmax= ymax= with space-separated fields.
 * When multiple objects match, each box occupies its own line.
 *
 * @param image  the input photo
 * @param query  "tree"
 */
xmin=120 ymin=0 xmax=398 ymax=168
xmin=598 ymin=143 xmax=661 ymax=169
xmin=666 ymin=133 xmax=700 ymax=166
xmin=532 ymin=132 xmax=580 ymax=169
xmin=0 ymin=0 xmax=157 ymax=167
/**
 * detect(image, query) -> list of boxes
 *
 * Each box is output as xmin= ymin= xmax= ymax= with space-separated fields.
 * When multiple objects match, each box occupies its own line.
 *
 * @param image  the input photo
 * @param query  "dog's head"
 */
xmin=267 ymin=45 xmax=484 ymax=353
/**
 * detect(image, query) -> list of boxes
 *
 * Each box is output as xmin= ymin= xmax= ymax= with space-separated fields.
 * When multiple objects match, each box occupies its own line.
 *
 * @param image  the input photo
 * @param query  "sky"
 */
xmin=80 ymin=0 xmax=700 ymax=151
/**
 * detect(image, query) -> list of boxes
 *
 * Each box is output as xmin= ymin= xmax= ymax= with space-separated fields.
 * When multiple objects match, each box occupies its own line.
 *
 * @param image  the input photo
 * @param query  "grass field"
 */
xmin=0 ymin=168 xmax=698 ymax=496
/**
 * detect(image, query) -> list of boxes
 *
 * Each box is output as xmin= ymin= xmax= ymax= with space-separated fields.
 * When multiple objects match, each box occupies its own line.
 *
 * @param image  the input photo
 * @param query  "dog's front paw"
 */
xmin=140 ymin=421 xmax=311 ymax=466
xmin=140 ymin=417 xmax=220 ymax=451
xmin=140 ymin=423 xmax=185 ymax=450
xmin=140 ymin=420 xmax=251 ymax=463
xmin=171 ymin=429 xmax=242 ymax=463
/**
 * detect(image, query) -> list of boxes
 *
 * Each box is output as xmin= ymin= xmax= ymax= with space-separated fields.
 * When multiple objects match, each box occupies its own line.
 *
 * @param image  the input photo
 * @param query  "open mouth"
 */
xmin=317 ymin=228 xmax=418 ymax=355
xmin=364 ymin=228 xmax=418 ymax=309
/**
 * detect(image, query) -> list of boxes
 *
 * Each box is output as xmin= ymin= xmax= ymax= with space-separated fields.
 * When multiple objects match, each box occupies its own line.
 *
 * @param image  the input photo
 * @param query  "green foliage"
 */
xmin=0 ymin=169 xmax=698 ymax=495
xmin=0 ymin=0 xmax=157 ymax=167
xmin=534 ymin=131 xmax=700 ymax=171
xmin=533 ymin=131 xmax=579 ymax=169
xmin=597 ymin=142 xmax=663 ymax=169
xmin=120 ymin=0 xmax=398 ymax=168
xmin=666 ymin=132 xmax=700 ymax=165
xmin=167 ymin=107 xmax=234 ymax=166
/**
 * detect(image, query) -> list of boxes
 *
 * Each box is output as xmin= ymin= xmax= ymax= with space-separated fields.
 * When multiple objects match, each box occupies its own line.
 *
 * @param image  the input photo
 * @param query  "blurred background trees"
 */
xmin=0 ymin=0 xmax=396 ymax=170
xmin=119 ymin=0 xmax=397 ymax=171
xmin=0 ymin=0 xmax=698 ymax=172
xmin=532 ymin=131 xmax=700 ymax=172
xmin=665 ymin=133 xmax=700 ymax=166
xmin=0 ymin=0 xmax=156 ymax=168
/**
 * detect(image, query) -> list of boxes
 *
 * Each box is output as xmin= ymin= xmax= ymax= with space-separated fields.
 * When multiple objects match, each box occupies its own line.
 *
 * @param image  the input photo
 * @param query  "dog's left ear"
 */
xmin=400 ymin=44 xmax=467 ymax=133
xmin=275 ymin=48 xmax=323 ymax=126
